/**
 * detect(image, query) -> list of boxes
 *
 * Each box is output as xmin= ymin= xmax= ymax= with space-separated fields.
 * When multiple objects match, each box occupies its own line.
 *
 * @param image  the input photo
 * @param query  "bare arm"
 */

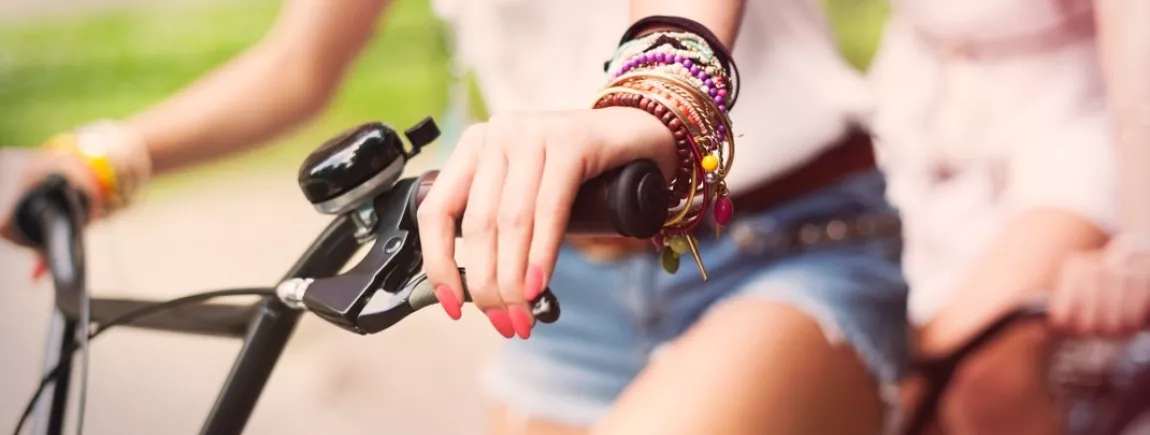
xmin=916 ymin=1 xmax=1150 ymax=353
xmin=917 ymin=210 xmax=1108 ymax=354
xmin=128 ymin=0 xmax=391 ymax=174
xmin=1096 ymin=0 xmax=1150 ymax=234
xmin=628 ymin=0 xmax=745 ymax=49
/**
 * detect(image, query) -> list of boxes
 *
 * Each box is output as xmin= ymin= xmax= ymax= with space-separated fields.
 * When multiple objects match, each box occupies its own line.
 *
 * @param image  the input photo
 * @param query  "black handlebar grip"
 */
xmin=11 ymin=175 xmax=90 ymax=247
xmin=414 ymin=160 xmax=668 ymax=239
xmin=569 ymin=159 xmax=669 ymax=238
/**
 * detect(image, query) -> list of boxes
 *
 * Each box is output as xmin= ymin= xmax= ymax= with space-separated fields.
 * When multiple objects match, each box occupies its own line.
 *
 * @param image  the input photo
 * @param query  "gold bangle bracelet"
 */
xmin=614 ymin=71 xmax=735 ymax=176
xmin=610 ymin=73 xmax=729 ymax=159
xmin=616 ymin=78 xmax=733 ymax=191
xmin=605 ymin=77 xmax=716 ymax=146
xmin=609 ymin=77 xmax=734 ymax=235
xmin=649 ymin=79 xmax=734 ymax=178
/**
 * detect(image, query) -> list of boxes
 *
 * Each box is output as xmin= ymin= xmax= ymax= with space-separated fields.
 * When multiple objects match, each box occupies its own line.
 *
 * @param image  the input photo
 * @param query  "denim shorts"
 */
xmin=480 ymin=170 xmax=910 ymax=427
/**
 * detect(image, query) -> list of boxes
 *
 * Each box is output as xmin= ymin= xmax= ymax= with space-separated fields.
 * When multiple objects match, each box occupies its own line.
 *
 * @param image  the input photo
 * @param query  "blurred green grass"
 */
xmin=822 ymin=0 xmax=889 ymax=71
xmin=0 ymin=0 xmax=885 ymax=192
xmin=0 ymin=0 xmax=450 ymax=190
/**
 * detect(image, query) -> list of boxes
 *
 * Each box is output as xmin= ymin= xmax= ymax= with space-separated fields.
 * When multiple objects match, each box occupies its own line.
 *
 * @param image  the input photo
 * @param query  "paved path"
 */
xmin=0 ymin=160 xmax=502 ymax=435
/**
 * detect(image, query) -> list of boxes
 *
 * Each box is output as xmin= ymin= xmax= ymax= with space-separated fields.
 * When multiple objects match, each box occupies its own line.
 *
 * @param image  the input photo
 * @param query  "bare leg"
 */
xmin=592 ymin=299 xmax=885 ymax=435
xmin=490 ymin=406 xmax=588 ymax=435
xmin=911 ymin=210 xmax=1107 ymax=434
xmin=940 ymin=322 xmax=1062 ymax=435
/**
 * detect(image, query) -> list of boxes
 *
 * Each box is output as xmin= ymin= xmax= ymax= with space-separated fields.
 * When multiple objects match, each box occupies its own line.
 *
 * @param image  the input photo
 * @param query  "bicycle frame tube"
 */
xmin=28 ymin=190 xmax=87 ymax=435
xmin=30 ymin=313 xmax=77 ymax=435
xmin=198 ymin=215 xmax=361 ymax=435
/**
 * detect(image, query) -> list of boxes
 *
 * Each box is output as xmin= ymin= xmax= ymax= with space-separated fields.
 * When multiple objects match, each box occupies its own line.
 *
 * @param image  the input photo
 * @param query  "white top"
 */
xmin=433 ymin=0 xmax=871 ymax=194
xmin=896 ymin=0 xmax=1093 ymax=43
xmin=869 ymin=0 xmax=1119 ymax=324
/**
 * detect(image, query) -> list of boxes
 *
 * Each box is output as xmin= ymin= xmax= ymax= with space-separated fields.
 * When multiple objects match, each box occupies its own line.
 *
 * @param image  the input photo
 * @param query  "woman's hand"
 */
xmin=1051 ymin=240 xmax=1150 ymax=336
xmin=0 ymin=148 xmax=102 ymax=246
xmin=416 ymin=107 xmax=676 ymax=339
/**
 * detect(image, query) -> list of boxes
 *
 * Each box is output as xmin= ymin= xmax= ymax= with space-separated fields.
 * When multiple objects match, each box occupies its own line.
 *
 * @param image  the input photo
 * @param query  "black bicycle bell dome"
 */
xmin=298 ymin=122 xmax=406 ymax=214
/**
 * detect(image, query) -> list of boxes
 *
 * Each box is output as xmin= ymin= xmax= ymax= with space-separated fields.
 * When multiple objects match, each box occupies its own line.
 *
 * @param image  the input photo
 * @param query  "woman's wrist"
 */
xmin=40 ymin=120 xmax=153 ymax=212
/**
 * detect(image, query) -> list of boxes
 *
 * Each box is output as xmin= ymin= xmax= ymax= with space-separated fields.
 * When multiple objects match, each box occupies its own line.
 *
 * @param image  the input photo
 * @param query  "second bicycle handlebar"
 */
xmin=13 ymin=119 xmax=675 ymax=339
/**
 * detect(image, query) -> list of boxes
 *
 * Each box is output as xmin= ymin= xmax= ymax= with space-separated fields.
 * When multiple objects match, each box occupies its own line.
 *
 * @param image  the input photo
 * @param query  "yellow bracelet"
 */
xmin=41 ymin=132 xmax=120 ymax=205
xmin=39 ymin=121 xmax=152 ymax=211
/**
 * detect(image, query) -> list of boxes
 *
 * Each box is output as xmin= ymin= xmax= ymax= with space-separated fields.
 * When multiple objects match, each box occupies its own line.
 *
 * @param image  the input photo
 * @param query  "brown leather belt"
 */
xmin=569 ymin=127 xmax=879 ymax=261
xmin=731 ymin=127 xmax=875 ymax=217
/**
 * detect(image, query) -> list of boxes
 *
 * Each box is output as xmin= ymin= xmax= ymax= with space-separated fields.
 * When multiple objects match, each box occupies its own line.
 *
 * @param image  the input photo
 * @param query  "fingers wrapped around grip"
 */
xmin=413 ymin=109 xmax=672 ymax=339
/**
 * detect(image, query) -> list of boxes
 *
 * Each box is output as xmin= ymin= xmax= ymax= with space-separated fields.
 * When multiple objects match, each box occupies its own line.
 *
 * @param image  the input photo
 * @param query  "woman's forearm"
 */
xmin=1096 ymin=0 xmax=1150 ymax=234
xmin=629 ymin=0 xmax=745 ymax=49
xmin=127 ymin=0 xmax=390 ymax=174
xmin=917 ymin=209 xmax=1108 ymax=354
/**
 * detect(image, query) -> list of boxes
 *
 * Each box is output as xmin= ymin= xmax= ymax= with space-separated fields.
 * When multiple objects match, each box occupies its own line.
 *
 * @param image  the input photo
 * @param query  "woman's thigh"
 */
xmin=596 ymin=300 xmax=887 ymax=435
xmin=484 ymin=245 xmax=908 ymax=435
xmin=593 ymin=239 xmax=908 ymax=435
xmin=483 ymin=173 xmax=908 ymax=434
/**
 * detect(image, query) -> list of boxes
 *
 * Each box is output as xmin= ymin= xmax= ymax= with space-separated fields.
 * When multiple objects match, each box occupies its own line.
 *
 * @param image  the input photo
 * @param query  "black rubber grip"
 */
xmin=12 ymin=174 xmax=89 ymax=248
xmin=414 ymin=159 xmax=669 ymax=239
xmin=11 ymin=175 xmax=92 ymax=321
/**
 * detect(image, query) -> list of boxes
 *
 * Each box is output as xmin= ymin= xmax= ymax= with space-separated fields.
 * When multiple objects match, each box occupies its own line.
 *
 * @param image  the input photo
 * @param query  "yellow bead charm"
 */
xmin=701 ymin=154 xmax=719 ymax=172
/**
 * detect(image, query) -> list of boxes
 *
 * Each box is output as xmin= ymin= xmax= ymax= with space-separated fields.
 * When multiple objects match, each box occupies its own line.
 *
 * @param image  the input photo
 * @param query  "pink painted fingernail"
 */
xmin=485 ymin=308 xmax=515 ymax=338
xmin=508 ymin=306 xmax=533 ymax=340
xmin=435 ymin=286 xmax=462 ymax=320
xmin=523 ymin=265 xmax=545 ymax=301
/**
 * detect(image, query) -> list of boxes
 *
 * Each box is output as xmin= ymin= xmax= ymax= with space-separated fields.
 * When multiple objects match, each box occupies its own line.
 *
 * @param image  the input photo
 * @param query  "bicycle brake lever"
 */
xmin=355 ymin=269 xmax=561 ymax=334
xmin=299 ymin=172 xmax=562 ymax=335
xmin=301 ymin=177 xmax=424 ymax=334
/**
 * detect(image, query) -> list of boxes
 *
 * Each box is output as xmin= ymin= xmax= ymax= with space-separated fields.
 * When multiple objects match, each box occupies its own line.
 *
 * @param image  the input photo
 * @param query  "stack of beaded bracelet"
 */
xmin=593 ymin=29 xmax=737 ymax=281
xmin=607 ymin=32 xmax=736 ymax=110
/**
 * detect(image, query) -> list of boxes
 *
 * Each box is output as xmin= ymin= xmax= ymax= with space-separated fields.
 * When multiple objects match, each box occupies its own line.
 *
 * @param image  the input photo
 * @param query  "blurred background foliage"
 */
xmin=0 ymin=0 xmax=886 ymax=188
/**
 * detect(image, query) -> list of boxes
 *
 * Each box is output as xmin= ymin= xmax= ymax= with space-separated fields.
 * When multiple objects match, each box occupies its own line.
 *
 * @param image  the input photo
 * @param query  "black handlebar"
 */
xmin=299 ymin=157 xmax=669 ymax=335
xmin=15 ymin=158 xmax=1150 ymax=435
xmin=13 ymin=160 xmax=669 ymax=336
xmin=412 ymin=159 xmax=670 ymax=238
xmin=13 ymin=117 xmax=671 ymax=338
xmin=12 ymin=175 xmax=89 ymax=318
xmin=9 ymin=116 xmax=674 ymax=435
xmin=294 ymin=118 xmax=670 ymax=334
